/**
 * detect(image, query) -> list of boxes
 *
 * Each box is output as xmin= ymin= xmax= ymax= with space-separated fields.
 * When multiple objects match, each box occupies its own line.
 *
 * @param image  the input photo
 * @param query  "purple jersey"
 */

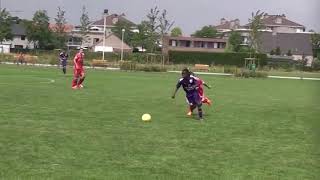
xmin=59 ymin=53 xmax=68 ymax=66
xmin=176 ymin=75 xmax=199 ymax=96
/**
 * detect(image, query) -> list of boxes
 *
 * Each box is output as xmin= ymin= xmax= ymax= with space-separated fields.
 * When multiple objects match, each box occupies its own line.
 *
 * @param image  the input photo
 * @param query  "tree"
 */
xmin=112 ymin=20 xmax=135 ymax=46
xmin=158 ymin=9 xmax=174 ymax=37
xmin=248 ymin=10 xmax=265 ymax=53
xmin=131 ymin=21 xmax=149 ymax=50
xmin=79 ymin=6 xmax=90 ymax=45
xmin=192 ymin=26 xmax=218 ymax=38
xmin=287 ymin=49 xmax=292 ymax=56
xmin=270 ymin=49 xmax=275 ymax=55
xmin=228 ymin=31 xmax=242 ymax=52
xmin=26 ymin=10 xmax=54 ymax=49
xmin=171 ymin=27 xmax=182 ymax=37
xmin=0 ymin=9 xmax=13 ymax=43
xmin=143 ymin=6 xmax=161 ymax=52
xmin=275 ymin=47 xmax=281 ymax=55
xmin=54 ymin=6 xmax=67 ymax=48
xmin=311 ymin=33 xmax=320 ymax=57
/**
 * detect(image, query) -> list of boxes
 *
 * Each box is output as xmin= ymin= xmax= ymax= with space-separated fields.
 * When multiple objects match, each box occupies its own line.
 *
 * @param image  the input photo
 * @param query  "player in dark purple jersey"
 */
xmin=59 ymin=51 xmax=68 ymax=74
xmin=172 ymin=68 xmax=203 ymax=121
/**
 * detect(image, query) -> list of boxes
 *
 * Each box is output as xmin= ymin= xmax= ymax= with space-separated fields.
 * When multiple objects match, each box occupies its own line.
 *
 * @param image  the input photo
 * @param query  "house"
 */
xmin=214 ymin=18 xmax=242 ymax=33
xmin=243 ymin=14 xmax=305 ymax=33
xmin=92 ymin=34 xmax=132 ymax=53
xmin=68 ymin=10 xmax=137 ymax=50
xmin=259 ymin=32 xmax=313 ymax=63
xmin=49 ymin=23 xmax=74 ymax=33
xmin=2 ymin=22 xmax=34 ymax=50
xmin=162 ymin=36 xmax=227 ymax=54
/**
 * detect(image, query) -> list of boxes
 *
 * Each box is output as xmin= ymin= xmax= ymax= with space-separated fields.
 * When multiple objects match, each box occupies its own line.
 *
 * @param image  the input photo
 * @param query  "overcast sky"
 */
xmin=2 ymin=0 xmax=319 ymax=35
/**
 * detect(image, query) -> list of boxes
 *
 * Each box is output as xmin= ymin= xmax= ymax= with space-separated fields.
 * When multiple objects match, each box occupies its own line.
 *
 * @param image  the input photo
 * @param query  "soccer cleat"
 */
xmin=207 ymin=99 xmax=212 ymax=106
xmin=187 ymin=111 xmax=192 ymax=116
xmin=72 ymin=86 xmax=78 ymax=90
xmin=78 ymin=84 xmax=84 ymax=89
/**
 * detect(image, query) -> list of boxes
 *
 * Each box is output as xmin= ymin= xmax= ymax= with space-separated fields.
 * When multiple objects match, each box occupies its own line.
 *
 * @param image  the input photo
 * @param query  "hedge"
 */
xmin=168 ymin=51 xmax=267 ymax=67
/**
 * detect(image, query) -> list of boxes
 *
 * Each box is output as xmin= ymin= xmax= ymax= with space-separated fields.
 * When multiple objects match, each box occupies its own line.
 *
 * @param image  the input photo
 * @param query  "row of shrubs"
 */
xmin=168 ymin=51 xmax=268 ymax=67
xmin=120 ymin=62 xmax=167 ymax=72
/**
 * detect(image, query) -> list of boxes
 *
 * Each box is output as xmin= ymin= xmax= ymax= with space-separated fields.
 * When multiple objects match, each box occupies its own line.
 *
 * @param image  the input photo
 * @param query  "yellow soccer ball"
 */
xmin=142 ymin=114 xmax=151 ymax=122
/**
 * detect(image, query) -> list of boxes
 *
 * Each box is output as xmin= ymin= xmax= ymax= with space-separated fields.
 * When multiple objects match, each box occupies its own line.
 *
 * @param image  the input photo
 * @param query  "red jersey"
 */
xmin=73 ymin=52 xmax=84 ymax=69
xmin=192 ymin=76 xmax=204 ymax=97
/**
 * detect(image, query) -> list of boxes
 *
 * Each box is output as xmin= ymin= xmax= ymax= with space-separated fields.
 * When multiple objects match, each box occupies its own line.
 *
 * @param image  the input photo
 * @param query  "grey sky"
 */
xmin=2 ymin=0 xmax=319 ymax=35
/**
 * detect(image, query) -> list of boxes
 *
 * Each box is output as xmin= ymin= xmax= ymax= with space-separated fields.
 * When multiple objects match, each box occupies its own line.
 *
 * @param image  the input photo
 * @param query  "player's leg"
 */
xmin=195 ymin=93 xmax=203 ymax=120
xmin=72 ymin=69 xmax=80 ymax=89
xmin=197 ymin=103 xmax=203 ymax=120
xmin=78 ymin=70 xmax=85 ymax=88
xmin=186 ymin=96 xmax=196 ymax=116
xmin=62 ymin=65 xmax=66 ymax=74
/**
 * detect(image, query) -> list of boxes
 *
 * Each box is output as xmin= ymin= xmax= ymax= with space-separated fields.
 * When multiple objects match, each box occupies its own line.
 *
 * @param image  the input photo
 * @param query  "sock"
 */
xmin=72 ymin=78 xmax=78 ymax=87
xmin=198 ymin=106 xmax=203 ymax=119
xmin=78 ymin=77 xmax=85 ymax=85
xmin=63 ymin=68 xmax=66 ymax=74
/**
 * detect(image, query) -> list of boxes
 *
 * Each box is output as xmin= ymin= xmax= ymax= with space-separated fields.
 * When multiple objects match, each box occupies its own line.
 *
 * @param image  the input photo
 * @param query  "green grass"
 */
xmin=0 ymin=65 xmax=319 ymax=179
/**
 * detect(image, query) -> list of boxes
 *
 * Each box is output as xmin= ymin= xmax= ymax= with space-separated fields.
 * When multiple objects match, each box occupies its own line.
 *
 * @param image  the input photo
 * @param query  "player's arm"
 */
xmin=74 ymin=54 xmax=80 ymax=69
xmin=172 ymin=81 xmax=182 ymax=99
xmin=203 ymin=82 xmax=211 ymax=89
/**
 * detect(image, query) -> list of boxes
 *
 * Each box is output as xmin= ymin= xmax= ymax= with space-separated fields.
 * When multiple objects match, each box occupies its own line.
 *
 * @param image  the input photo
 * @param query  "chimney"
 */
xmin=220 ymin=18 xmax=226 ymax=25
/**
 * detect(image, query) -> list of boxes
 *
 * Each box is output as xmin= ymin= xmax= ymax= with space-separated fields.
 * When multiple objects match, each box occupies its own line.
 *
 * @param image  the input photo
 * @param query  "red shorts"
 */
xmin=74 ymin=68 xmax=85 ymax=78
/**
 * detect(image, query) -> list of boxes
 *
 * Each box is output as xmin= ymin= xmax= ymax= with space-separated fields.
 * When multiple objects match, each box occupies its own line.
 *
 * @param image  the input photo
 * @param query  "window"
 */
xmin=21 ymin=36 xmax=26 ymax=40
xmin=94 ymin=38 xmax=100 ymax=43
xmin=171 ymin=40 xmax=177 ymax=47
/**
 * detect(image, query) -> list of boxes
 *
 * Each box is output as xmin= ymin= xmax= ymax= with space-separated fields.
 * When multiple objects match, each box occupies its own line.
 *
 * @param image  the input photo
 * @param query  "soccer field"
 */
xmin=0 ymin=65 xmax=319 ymax=179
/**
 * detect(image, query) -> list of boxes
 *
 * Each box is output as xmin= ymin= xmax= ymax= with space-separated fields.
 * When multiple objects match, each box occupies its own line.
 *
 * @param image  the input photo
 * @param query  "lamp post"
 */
xmin=102 ymin=9 xmax=108 ymax=60
xmin=121 ymin=28 xmax=125 ymax=61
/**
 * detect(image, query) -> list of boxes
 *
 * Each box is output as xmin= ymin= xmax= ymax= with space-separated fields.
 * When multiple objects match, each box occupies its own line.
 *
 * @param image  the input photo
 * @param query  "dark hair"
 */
xmin=182 ymin=68 xmax=190 ymax=75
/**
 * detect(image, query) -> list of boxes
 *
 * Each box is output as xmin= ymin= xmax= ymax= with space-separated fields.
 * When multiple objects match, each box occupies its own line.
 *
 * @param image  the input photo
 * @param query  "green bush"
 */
xmin=136 ymin=64 xmax=167 ymax=72
xmin=169 ymin=51 xmax=267 ymax=67
xmin=223 ymin=65 xmax=239 ymax=74
xmin=236 ymin=70 xmax=268 ymax=78
xmin=120 ymin=61 xmax=137 ymax=71
xmin=120 ymin=62 xmax=167 ymax=72
xmin=0 ymin=54 xmax=15 ymax=62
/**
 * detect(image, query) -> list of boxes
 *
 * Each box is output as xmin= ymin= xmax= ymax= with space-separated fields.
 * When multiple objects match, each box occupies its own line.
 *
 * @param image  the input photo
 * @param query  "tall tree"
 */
xmin=0 ymin=9 xmax=13 ymax=43
xmin=79 ymin=6 xmax=90 ymax=45
xmin=111 ymin=20 xmax=135 ymax=46
xmin=171 ymin=27 xmax=182 ymax=37
xmin=228 ymin=31 xmax=242 ymax=52
xmin=131 ymin=21 xmax=149 ymax=50
xmin=311 ymin=33 xmax=320 ymax=57
xmin=192 ymin=26 xmax=218 ymax=38
xmin=145 ymin=6 xmax=160 ymax=52
xmin=158 ymin=9 xmax=174 ymax=37
xmin=54 ymin=6 xmax=67 ymax=48
xmin=248 ymin=10 xmax=265 ymax=53
xmin=26 ymin=10 xmax=54 ymax=49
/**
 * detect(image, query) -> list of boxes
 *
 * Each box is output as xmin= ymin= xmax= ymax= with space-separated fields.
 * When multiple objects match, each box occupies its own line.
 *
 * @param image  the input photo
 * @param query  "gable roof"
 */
xmin=91 ymin=14 xmax=136 ymax=27
xmin=92 ymin=33 xmax=132 ymax=50
xmin=244 ymin=15 xmax=305 ymax=28
xmin=11 ymin=23 xmax=26 ymax=36
xmin=259 ymin=32 xmax=313 ymax=55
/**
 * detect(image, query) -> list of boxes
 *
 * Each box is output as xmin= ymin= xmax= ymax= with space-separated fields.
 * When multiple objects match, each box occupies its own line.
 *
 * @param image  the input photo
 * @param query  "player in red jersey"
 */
xmin=72 ymin=48 xmax=86 ymax=89
xmin=187 ymin=73 xmax=212 ymax=116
